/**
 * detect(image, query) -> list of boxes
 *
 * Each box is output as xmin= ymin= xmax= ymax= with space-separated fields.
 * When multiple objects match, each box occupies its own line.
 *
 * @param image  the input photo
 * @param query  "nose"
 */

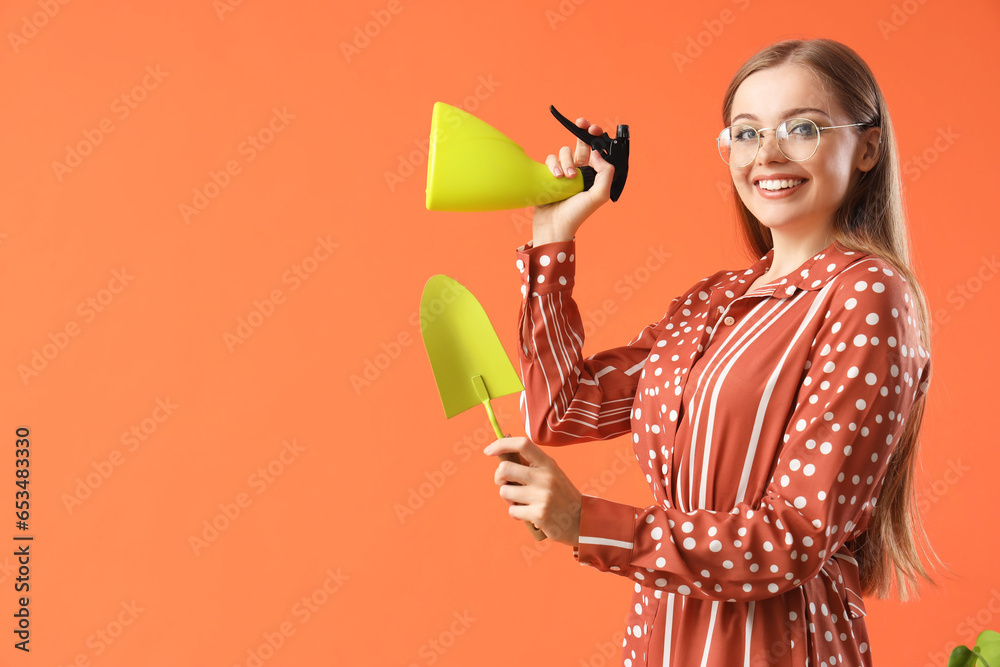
xmin=755 ymin=128 xmax=786 ymax=164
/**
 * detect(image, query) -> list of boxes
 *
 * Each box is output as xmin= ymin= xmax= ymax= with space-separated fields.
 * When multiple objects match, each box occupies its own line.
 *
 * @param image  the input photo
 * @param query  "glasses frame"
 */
xmin=716 ymin=118 xmax=867 ymax=167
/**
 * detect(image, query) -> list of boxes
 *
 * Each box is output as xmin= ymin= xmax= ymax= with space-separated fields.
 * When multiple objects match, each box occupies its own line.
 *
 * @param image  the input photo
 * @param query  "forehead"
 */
xmin=730 ymin=63 xmax=841 ymax=123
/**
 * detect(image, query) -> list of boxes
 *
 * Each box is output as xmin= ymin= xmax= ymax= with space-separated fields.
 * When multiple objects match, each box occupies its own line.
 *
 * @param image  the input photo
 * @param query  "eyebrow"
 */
xmin=731 ymin=107 xmax=832 ymax=125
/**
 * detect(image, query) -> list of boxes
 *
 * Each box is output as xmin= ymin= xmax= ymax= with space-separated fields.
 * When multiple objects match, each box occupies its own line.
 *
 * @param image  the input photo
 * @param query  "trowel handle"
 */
xmin=498 ymin=448 xmax=547 ymax=542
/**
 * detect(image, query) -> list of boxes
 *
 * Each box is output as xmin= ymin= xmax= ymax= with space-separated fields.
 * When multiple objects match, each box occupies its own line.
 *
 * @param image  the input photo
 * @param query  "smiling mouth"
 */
xmin=756 ymin=178 xmax=807 ymax=192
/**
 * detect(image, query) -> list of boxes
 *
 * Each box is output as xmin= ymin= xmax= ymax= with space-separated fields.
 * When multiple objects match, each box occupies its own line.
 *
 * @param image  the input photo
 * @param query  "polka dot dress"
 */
xmin=515 ymin=238 xmax=931 ymax=667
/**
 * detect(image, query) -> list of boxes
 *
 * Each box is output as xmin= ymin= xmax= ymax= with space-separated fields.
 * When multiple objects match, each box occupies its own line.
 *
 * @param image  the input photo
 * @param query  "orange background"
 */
xmin=1 ymin=1 xmax=997 ymax=665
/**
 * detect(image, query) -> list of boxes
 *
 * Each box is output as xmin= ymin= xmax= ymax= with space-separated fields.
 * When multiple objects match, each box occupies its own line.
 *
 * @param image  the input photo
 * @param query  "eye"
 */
xmin=785 ymin=119 xmax=819 ymax=138
xmin=731 ymin=125 xmax=758 ymax=143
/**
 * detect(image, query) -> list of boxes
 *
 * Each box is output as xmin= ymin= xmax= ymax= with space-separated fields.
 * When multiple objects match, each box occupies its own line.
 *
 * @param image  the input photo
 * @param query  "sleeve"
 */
xmin=515 ymin=238 xmax=701 ymax=445
xmin=572 ymin=266 xmax=933 ymax=602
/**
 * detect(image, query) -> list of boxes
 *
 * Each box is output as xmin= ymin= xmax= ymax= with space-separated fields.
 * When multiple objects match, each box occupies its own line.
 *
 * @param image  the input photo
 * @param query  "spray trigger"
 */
xmin=549 ymin=105 xmax=630 ymax=202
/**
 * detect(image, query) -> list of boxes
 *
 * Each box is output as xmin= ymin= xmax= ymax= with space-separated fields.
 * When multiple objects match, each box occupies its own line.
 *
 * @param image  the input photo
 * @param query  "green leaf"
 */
xmin=949 ymin=645 xmax=976 ymax=667
xmin=976 ymin=630 xmax=1000 ymax=665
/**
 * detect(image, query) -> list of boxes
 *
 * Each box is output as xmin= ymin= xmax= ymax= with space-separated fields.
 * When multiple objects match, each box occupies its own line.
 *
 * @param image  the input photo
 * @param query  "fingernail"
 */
xmin=483 ymin=444 xmax=493 ymax=455
xmin=566 ymin=167 xmax=575 ymax=177
xmin=553 ymin=166 xmax=562 ymax=177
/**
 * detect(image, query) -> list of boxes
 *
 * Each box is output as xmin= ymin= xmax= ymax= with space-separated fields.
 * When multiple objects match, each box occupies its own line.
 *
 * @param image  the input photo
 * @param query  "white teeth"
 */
xmin=757 ymin=178 xmax=804 ymax=191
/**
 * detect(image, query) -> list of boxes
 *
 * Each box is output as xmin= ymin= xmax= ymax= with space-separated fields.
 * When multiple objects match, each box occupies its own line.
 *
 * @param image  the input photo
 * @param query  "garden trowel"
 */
xmin=419 ymin=274 xmax=546 ymax=541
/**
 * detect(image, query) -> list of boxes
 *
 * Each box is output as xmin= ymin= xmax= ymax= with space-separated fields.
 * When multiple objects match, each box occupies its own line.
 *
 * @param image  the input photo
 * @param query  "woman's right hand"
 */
xmin=531 ymin=117 xmax=616 ymax=246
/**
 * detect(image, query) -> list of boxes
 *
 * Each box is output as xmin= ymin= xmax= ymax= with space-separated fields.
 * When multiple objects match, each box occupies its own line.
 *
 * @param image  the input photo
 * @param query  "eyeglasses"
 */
xmin=716 ymin=118 xmax=866 ymax=167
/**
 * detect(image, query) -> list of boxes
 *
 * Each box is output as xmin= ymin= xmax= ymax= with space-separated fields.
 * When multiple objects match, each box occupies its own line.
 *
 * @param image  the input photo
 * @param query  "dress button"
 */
xmin=723 ymin=316 xmax=735 ymax=326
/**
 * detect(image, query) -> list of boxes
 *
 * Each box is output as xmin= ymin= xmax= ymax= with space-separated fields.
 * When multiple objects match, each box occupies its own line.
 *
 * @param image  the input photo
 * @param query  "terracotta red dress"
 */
xmin=514 ymin=238 xmax=931 ymax=667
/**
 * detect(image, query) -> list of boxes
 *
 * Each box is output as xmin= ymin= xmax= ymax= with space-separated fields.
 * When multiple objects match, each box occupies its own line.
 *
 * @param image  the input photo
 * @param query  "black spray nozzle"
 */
xmin=549 ymin=105 xmax=630 ymax=202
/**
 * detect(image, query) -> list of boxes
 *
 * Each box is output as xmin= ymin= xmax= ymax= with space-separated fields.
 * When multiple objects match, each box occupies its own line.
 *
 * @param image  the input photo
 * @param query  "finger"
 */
xmin=586 ymin=149 xmax=615 ymax=201
xmin=545 ymin=154 xmax=563 ymax=177
xmin=507 ymin=503 xmax=541 ymax=527
xmin=574 ymin=121 xmax=604 ymax=165
xmin=498 ymin=483 xmax=533 ymax=506
xmin=558 ymin=145 xmax=577 ymax=178
xmin=484 ymin=436 xmax=550 ymax=467
xmin=494 ymin=458 xmax=533 ymax=486
xmin=573 ymin=117 xmax=591 ymax=165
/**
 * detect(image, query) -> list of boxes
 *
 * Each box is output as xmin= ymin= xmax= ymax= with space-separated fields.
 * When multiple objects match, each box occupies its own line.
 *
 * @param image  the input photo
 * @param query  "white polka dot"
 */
xmin=844 ymin=298 xmax=857 ymax=310
xmin=865 ymin=372 xmax=877 ymax=385
xmin=683 ymin=537 xmax=696 ymax=549
xmin=853 ymin=334 xmax=867 ymax=347
xmin=516 ymin=259 xmax=525 ymax=271
xmin=763 ymin=541 xmax=773 ymax=551
xmin=823 ymin=361 xmax=836 ymax=373
xmin=710 ymin=540 xmax=722 ymax=552
xmin=677 ymin=585 xmax=691 ymax=595
xmin=558 ymin=276 xmax=567 ymax=286
xmin=656 ymin=557 xmax=666 ymax=567
xmin=854 ymin=281 xmax=868 ymax=291
xmin=743 ymin=583 xmax=753 ymax=592
xmin=655 ymin=578 xmax=667 ymax=587
xmin=556 ymin=252 xmax=567 ymax=263
xmin=539 ymin=255 xmax=550 ymax=266
xmin=794 ymin=496 xmax=807 ymax=509
xmin=768 ymin=583 xmax=779 ymax=593
xmin=866 ymin=312 xmax=879 ymax=325
xmin=856 ymin=399 xmax=867 ymax=410
xmin=682 ymin=522 xmax=694 ymax=533
xmin=803 ymin=464 xmax=815 ymax=476
xmin=537 ymin=274 xmax=545 ymax=283
xmin=651 ymin=527 xmax=663 ymax=540
xmin=723 ymin=560 xmax=733 ymax=569
xmin=873 ymin=282 xmax=885 ymax=293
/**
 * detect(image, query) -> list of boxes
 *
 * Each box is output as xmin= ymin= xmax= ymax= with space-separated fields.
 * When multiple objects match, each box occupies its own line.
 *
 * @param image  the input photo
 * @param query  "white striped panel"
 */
xmin=578 ymin=536 xmax=633 ymax=549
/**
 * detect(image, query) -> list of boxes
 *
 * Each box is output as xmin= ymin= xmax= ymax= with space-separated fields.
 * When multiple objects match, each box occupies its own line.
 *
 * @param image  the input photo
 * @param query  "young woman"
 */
xmin=484 ymin=38 xmax=943 ymax=666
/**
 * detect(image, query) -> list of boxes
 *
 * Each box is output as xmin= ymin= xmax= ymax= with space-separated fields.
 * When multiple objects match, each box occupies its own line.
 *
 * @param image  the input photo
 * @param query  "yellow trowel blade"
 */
xmin=419 ymin=274 xmax=524 ymax=419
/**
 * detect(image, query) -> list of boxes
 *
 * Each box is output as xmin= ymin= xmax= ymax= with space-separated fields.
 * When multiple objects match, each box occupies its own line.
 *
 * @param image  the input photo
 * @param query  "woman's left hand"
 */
xmin=484 ymin=437 xmax=582 ymax=547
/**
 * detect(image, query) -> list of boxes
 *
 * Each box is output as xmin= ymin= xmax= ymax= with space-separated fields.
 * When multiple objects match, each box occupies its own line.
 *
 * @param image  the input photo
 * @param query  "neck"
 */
xmin=766 ymin=223 xmax=835 ymax=277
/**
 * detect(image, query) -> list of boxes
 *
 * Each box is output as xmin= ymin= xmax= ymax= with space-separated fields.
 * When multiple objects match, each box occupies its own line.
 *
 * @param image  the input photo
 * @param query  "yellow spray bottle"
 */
xmin=425 ymin=102 xmax=629 ymax=212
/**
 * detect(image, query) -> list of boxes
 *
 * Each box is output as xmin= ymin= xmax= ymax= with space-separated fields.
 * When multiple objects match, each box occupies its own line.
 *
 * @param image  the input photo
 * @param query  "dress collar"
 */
xmin=736 ymin=241 xmax=869 ymax=300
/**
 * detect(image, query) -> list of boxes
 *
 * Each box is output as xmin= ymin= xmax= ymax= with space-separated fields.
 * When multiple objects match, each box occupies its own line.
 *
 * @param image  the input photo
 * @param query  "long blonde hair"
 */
xmin=721 ymin=38 xmax=949 ymax=601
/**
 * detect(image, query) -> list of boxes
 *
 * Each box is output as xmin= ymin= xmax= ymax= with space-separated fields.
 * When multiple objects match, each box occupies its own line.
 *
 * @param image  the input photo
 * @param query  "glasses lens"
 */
xmin=718 ymin=125 xmax=758 ymax=166
xmin=777 ymin=118 xmax=820 ymax=161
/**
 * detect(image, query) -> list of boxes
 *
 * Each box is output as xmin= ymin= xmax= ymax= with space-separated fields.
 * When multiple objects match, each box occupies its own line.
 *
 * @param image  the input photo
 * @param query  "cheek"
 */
xmin=814 ymin=150 xmax=857 ymax=199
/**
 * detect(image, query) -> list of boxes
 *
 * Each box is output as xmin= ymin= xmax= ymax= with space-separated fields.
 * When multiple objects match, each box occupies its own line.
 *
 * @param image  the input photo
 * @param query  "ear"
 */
xmin=856 ymin=126 xmax=882 ymax=173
